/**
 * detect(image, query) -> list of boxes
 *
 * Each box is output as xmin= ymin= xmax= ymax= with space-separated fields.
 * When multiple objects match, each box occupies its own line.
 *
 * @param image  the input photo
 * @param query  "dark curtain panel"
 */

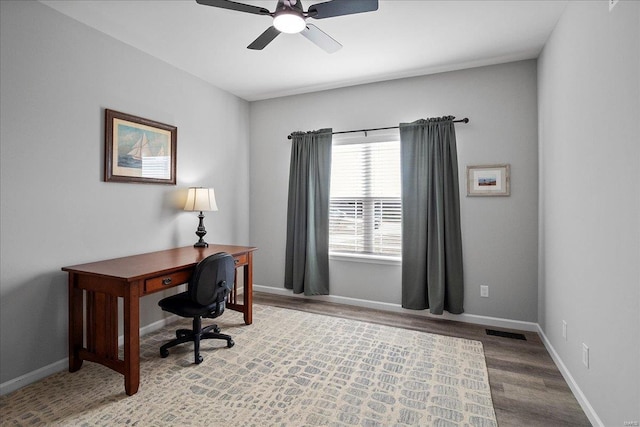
xmin=400 ymin=117 xmax=464 ymax=314
xmin=284 ymin=129 xmax=333 ymax=296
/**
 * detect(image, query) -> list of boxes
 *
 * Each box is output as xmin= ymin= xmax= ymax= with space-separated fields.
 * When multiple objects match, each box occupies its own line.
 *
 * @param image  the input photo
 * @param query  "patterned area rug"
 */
xmin=1 ymin=305 xmax=497 ymax=426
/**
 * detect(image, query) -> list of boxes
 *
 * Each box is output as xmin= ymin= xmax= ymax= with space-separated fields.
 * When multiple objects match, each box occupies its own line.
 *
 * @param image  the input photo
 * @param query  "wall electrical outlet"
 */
xmin=582 ymin=343 xmax=590 ymax=368
xmin=609 ymin=0 xmax=619 ymax=11
xmin=480 ymin=285 xmax=489 ymax=298
xmin=562 ymin=320 xmax=567 ymax=340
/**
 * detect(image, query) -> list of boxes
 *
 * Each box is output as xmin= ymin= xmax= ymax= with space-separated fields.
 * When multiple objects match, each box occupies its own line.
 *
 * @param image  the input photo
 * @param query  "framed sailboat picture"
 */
xmin=104 ymin=109 xmax=177 ymax=184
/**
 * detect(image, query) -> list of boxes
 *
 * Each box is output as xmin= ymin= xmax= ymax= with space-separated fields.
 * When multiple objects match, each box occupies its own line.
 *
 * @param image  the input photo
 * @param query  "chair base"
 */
xmin=160 ymin=317 xmax=234 ymax=364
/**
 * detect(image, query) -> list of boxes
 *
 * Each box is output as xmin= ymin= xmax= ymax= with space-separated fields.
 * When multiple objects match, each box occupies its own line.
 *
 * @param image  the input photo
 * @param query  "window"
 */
xmin=329 ymin=136 xmax=402 ymax=257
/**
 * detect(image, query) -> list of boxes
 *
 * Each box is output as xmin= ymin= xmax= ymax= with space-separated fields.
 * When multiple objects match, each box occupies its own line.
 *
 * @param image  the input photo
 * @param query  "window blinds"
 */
xmin=329 ymin=140 xmax=402 ymax=256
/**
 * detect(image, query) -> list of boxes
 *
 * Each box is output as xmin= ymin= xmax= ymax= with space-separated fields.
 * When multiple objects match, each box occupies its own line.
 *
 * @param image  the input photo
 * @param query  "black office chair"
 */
xmin=158 ymin=252 xmax=235 ymax=364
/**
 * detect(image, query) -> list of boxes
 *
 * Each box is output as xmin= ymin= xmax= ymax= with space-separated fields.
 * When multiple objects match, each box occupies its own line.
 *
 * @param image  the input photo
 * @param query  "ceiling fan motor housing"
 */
xmin=277 ymin=0 xmax=304 ymax=15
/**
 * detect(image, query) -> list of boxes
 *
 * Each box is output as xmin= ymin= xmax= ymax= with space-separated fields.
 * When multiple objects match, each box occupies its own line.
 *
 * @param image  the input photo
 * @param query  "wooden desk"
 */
xmin=62 ymin=244 xmax=257 ymax=396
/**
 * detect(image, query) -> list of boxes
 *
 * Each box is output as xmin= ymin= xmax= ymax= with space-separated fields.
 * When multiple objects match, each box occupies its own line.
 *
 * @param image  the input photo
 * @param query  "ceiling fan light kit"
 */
xmin=196 ymin=0 xmax=378 ymax=53
xmin=273 ymin=11 xmax=306 ymax=34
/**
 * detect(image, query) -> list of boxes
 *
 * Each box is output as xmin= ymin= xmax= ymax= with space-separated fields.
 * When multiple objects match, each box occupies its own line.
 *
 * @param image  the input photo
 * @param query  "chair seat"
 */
xmin=159 ymin=291 xmax=220 ymax=318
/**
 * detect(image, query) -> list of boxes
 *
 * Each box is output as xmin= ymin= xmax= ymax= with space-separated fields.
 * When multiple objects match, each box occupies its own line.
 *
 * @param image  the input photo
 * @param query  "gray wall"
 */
xmin=250 ymin=60 xmax=539 ymax=322
xmin=0 ymin=1 xmax=250 ymax=385
xmin=6 ymin=2 xmax=636 ymax=423
xmin=538 ymin=1 xmax=639 ymax=425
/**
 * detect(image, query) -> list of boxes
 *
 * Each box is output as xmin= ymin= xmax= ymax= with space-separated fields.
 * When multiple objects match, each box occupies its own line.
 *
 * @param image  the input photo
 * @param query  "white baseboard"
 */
xmin=0 ymin=315 xmax=179 ymax=396
xmin=0 ymin=358 xmax=69 ymax=396
xmin=117 ymin=314 xmax=179 ymax=347
xmin=536 ymin=325 xmax=604 ymax=427
xmin=254 ymin=284 xmax=539 ymax=332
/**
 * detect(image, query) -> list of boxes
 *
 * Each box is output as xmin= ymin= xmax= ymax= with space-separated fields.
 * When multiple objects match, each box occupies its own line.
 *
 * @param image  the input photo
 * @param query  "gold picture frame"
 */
xmin=104 ymin=109 xmax=177 ymax=185
xmin=466 ymin=164 xmax=510 ymax=196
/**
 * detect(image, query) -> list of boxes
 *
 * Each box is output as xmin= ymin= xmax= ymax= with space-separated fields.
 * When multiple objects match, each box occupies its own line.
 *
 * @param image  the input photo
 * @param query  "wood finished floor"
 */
xmin=254 ymin=292 xmax=592 ymax=427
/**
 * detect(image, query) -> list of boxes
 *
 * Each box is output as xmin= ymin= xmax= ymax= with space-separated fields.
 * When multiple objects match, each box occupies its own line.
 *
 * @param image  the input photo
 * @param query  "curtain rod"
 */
xmin=287 ymin=118 xmax=469 ymax=140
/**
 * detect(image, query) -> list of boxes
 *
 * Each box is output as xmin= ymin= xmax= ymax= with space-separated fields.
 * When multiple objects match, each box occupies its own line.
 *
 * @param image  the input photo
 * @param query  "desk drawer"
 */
xmin=233 ymin=253 xmax=248 ymax=266
xmin=144 ymin=270 xmax=191 ymax=294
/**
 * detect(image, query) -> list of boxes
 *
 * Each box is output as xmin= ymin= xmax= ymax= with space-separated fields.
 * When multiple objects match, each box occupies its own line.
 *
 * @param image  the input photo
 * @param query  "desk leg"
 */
xmin=243 ymin=252 xmax=253 ymax=325
xmin=68 ymin=273 xmax=83 ymax=372
xmin=123 ymin=281 xmax=141 ymax=396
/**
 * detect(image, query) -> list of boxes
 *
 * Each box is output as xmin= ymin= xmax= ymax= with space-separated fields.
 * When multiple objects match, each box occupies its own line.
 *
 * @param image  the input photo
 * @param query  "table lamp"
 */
xmin=184 ymin=187 xmax=218 ymax=247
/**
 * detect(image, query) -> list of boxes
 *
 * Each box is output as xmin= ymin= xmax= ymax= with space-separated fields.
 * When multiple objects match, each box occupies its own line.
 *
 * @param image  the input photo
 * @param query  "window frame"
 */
xmin=329 ymin=129 xmax=402 ymax=262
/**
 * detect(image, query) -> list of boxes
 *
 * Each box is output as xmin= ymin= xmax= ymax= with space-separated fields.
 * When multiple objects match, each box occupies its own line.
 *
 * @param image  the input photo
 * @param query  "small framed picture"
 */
xmin=466 ymin=164 xmax=510 ymax=196
xmin=104 ymin=109 xmax=177 ymax=185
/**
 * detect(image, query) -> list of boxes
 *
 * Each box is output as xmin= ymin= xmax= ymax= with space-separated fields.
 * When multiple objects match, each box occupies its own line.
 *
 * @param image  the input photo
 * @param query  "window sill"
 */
xmin=329 ymin=252 xmax=402 ymax=265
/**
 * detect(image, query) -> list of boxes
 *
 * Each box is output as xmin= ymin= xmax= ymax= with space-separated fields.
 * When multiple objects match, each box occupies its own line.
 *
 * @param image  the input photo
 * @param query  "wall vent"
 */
xmin=486 ymin=329 xmax=527 ymax=340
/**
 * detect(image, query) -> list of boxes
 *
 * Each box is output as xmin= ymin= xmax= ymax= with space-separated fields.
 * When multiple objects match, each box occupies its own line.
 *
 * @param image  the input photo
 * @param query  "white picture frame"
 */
xmin=466 ymin=164 xmax=510 ymax=196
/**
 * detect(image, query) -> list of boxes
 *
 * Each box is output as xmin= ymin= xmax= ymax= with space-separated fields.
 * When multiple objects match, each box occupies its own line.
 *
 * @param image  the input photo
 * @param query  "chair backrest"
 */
xmin=188 ymin=252 xmax=234 ymax=307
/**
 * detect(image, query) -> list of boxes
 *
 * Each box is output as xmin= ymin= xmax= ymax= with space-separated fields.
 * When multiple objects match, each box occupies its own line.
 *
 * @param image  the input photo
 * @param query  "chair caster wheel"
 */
xmin=195 ymin=355 xmax=203 ymax=364
xmin=214 ymin=326 xmax=221 ymax=333
xmin=227 ymin=339 xmax=235 ymax=348
xmin=160 ymin=348 xmax=169 ymax=358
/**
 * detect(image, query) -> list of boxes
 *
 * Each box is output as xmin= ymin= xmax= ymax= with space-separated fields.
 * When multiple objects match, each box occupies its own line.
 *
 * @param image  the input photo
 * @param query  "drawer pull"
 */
xmin=144 ymin=270 xmax=191 ymax=294
xmin=234 ymin=259 xmax=239 ymax=264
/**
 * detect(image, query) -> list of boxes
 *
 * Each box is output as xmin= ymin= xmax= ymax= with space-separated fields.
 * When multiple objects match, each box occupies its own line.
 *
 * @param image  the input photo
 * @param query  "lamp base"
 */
xmin=193 ymin=211 xmax=209 ymax=248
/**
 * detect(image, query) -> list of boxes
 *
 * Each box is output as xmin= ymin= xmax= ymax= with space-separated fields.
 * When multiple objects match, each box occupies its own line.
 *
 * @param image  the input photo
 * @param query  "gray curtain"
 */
xmin=284 ymin=129 xmax=333 ymax=295
xmin=400 ymin=117 xmax=464 ymax=314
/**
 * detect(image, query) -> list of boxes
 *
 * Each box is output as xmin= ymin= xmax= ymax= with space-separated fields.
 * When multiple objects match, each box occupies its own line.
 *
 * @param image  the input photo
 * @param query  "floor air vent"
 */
xmin=486 ymin=329 xmax=527 ymax=340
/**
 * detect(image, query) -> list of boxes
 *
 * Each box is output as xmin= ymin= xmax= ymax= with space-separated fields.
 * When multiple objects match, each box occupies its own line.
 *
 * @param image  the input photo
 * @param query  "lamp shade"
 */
xmin=184 ymin=187 xmax=218 ymax=212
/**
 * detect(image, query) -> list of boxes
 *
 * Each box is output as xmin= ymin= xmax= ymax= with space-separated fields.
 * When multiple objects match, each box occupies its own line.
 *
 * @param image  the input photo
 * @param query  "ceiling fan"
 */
xmin=196 ymin=0 xmax=378 ymax=53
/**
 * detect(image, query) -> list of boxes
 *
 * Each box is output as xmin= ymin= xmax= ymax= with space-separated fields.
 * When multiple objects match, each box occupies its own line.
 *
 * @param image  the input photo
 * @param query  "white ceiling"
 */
xmin=40 ymin=0 xmax=567 ymax=101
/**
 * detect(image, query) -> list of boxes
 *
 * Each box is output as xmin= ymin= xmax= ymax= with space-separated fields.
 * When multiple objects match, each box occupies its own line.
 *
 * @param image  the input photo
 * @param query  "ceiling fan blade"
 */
xmin=301 ymin=24 xmax=342 ymax=53
xmin=196 ymin=0 xmax=271 ymax=16
xmin=307 ymin=0 xmax=378 ymax=19
xmin=247 ymin=26 xmax=281 ymax=50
